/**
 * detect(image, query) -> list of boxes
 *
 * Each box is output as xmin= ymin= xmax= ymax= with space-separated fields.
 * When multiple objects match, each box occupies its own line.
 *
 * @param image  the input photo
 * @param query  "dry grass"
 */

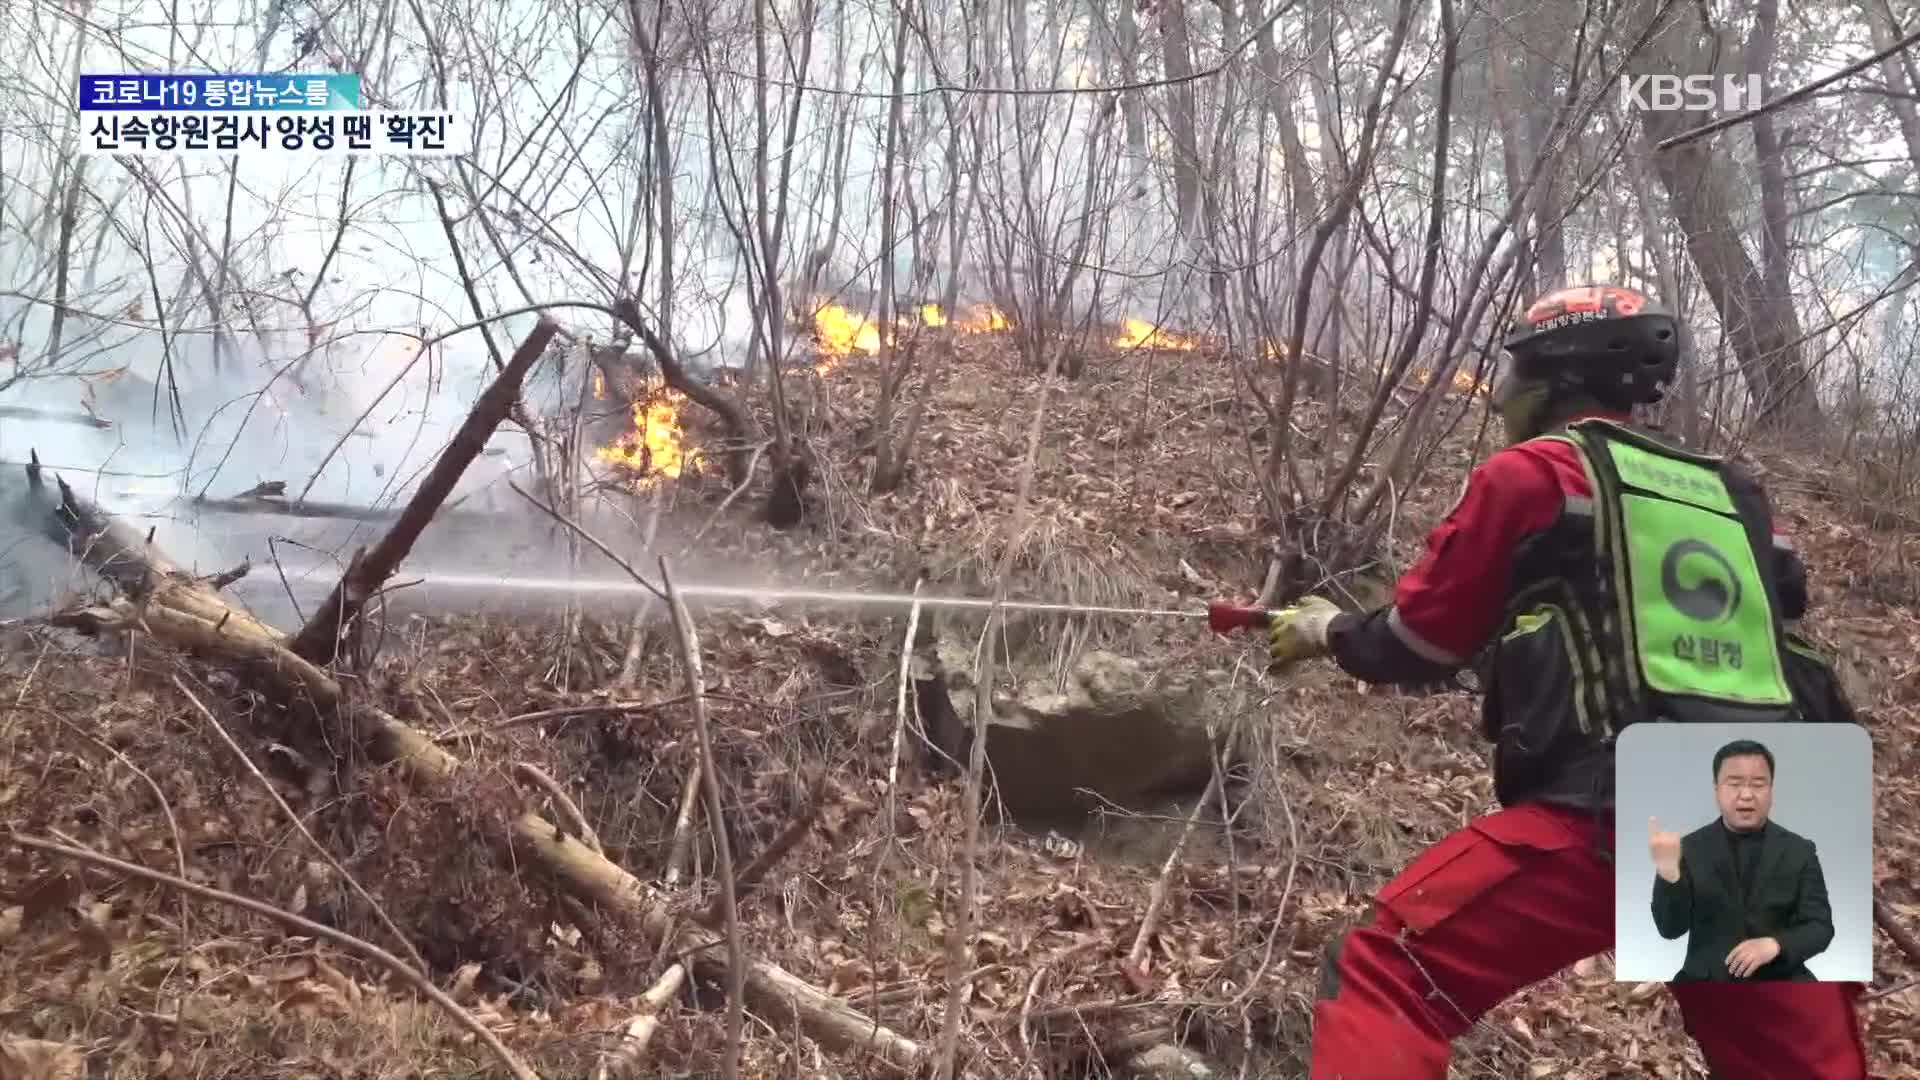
xmin=1 ymin=342 xmax=1917 ymax=1077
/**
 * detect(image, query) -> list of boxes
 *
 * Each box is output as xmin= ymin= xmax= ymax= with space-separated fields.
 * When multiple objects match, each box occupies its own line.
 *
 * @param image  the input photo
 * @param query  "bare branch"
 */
xmin=1656 ymin=22 xmax=1920 ymax=149
xmin=659 ymin=558 xmax=743 ymax=1080
xmin=512 ymin=762 xmax=604 ymax=855
xmin=289 ymin=318 xmax=558 ymax=664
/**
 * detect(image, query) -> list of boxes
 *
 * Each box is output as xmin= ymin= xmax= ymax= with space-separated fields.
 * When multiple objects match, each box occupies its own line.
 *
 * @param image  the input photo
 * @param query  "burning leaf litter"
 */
xmin=808 ymin=299 xmax=1013 ymax=367
xmin=1413 ymin=366 xmax=1494 ymax=397
xmin=1116 ymin=318 xmax=1203 ymax=351
xmin=812 ymin=302 xmax=886 ymax=358
xmin=591 ymin=377 xmax=698 ymax=485
xmin=586 ymin=300 xmax=1022 ymax=484
xmin=587 ymin=306 xmax=1258 ymax=490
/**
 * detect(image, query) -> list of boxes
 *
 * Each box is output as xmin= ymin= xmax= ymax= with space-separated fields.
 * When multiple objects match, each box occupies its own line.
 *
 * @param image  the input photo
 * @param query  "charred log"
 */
xmin=190 ymin=492 xmax=498 ymax=523
xmin=0 ymin=405 xmax=113 ymax=429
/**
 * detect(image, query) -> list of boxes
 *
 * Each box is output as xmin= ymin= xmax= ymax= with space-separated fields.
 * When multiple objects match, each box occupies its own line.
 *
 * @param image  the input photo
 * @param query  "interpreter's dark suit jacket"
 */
xmin=1651 ymin=818 xmax=1833 ymax=982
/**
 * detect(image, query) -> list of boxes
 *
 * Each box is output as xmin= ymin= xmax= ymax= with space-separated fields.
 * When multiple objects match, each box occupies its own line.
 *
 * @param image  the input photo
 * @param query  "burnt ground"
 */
xmin=1 ymin=335 xmax=1915 ymax=1078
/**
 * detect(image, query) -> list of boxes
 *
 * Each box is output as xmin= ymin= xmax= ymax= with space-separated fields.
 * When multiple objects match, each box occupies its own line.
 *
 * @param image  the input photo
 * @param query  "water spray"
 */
xmin=85 ymin=481 xmax=1289 ymax=635
xmin=385 ymin=571 xmax=1280 ymax=635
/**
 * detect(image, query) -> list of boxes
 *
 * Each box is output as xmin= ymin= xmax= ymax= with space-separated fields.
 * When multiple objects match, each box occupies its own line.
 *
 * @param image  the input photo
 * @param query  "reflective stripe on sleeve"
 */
xmin=1388 ymin=607 xmax=1466 ymax=665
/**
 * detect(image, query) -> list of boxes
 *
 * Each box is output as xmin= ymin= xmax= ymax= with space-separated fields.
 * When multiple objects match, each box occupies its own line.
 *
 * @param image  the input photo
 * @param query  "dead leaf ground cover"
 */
xmin=2 ymin=338 xmax=1916 ymax=1077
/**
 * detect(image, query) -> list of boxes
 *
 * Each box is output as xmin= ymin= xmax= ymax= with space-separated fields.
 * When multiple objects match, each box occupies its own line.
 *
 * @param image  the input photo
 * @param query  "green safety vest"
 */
xmin=1480 ymin=420 xmax=1850 ymax=808
xmin=1556 ymin=419 xmax=1796 ymax=723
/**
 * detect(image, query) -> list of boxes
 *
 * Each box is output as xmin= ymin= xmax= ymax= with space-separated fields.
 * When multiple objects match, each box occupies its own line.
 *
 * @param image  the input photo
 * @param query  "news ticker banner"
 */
xmin=77 ymin=73 xmax=467 ymax=157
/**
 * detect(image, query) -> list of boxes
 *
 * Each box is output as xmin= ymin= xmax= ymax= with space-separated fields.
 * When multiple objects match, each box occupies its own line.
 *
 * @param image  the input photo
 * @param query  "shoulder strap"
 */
xmin=1539 ymin=427 xmax=1635 ymax=726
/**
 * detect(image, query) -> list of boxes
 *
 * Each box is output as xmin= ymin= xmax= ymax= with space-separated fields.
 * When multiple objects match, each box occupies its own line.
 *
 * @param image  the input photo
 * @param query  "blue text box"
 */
xmin=79 ymin=74 xmax=361 ymax=111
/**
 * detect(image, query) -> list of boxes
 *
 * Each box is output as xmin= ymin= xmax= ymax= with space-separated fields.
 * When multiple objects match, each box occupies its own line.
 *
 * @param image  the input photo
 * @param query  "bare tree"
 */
xmin=867 ymin=0 xmax=928 ymax=495
xmin=1159 ymin=0 xmax=1205 ymax=238
xmin=1622 ymin=0 xmax=1822 ymax=430
xmin=683 ymin=0 xmax=820 ymax=525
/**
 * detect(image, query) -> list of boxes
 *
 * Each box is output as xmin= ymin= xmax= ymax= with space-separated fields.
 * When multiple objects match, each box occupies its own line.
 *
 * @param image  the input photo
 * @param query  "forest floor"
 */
xmin=1 ymin=331 xmax=1916 ymax=1079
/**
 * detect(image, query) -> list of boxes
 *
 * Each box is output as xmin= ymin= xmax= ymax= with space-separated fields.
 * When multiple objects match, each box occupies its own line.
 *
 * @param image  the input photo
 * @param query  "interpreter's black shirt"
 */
xmin=1727 ymin=821 xmax=1765 ymax=897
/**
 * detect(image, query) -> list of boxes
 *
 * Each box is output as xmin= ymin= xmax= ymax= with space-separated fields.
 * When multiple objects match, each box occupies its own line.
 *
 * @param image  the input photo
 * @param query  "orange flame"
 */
xmin=1117 ymin=318 xmax=1199 ymax=351
xmin=814 ymin=303 xmax=884 ymax=358
xmin=594 ymin=389 xmax=696 ymax=485
xmin=1260 ymin=341 xmax=1331 ymax=366
xmin=811 ymin=301 xmax=1012 ymax=369
xmin=1412 ymin=367 xmax=1492 ymax=397
xmin=951 ymin=304 xmax=1010 ymax=332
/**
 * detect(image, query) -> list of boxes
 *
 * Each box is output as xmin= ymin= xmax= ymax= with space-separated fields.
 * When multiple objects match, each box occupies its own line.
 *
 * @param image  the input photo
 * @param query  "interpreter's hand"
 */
xmin=1649 ymin=817 xmax=1682 ymax=883
xmin=1727 ymin=937 xmax=1782 ymax=978
xmin=1268 ymin=596 xmax=1341 ymax=668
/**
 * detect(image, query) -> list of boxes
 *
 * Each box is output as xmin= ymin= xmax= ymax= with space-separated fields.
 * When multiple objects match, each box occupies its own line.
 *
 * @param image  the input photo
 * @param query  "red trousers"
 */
xmin=1311 ymin=802 xmax=1869 ymax=1079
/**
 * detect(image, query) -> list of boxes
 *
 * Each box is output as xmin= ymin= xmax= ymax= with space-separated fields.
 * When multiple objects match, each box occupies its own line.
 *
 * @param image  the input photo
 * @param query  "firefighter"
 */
xmin=1267 ymin=285 xmax=1868 ymax=1078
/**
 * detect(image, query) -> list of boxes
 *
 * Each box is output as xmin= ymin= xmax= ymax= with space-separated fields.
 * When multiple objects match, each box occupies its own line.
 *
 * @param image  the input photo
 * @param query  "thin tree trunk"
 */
xmin=1747 ymin=0 xmax=1795 ymax=356
xmin=1254 ymin=19 xmax=1319 ymax=228
xmin=1268 ymin=0 xmax=1417 ymax=514
xmin=1864 ymin=0 xmax=1920 ymax=169
xmin=43 ymin=163 xmax=85 ymax=368
xmin=1484 ymin=6 xmax=1534 ymax=299
xmin=1627 ymin=0 xmax=1820 ymax=430
xmin=1305 ymin=0 xmax=1352 ymax=372
xmin=1157 ymin=1 xmax=1203 ymax=236
xmin=1109 ymin=0 xmax=1149 ymax=196
xmin=870 ymin=0 xmax=915 ymax=492
xmin=1629 ymin=143 xmax=1697 ymax=444
xmin=1520 ymin=8 xmax=1570 ymax=287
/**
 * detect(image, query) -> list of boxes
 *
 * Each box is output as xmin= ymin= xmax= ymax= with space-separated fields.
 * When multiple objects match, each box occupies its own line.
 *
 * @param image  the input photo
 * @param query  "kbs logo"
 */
xmin=1619 ymin=74 xmax=1763 ymax=113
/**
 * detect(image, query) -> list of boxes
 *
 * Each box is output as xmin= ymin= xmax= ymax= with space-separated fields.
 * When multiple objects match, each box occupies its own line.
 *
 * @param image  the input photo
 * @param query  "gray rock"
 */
xmin=1125 ymin=1044 xmax=1218 ymax=1079
xmin=916 ymin=634 xmax=1234 ymax=816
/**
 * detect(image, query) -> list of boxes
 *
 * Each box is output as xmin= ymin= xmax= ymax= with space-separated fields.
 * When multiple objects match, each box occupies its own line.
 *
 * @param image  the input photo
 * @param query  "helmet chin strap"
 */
xmin=1497 ymin=379 xmax=1551 ymax=444
xmin=1538 ymin=389 xmax=1624 ymax=430
xmin=1498 ymin=377 xmax=1620 ymax=445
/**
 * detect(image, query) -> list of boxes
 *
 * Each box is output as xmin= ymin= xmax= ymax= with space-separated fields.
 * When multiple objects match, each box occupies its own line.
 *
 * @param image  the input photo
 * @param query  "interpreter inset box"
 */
xmin=1613 ymin=722 xmax=1873 ymax=983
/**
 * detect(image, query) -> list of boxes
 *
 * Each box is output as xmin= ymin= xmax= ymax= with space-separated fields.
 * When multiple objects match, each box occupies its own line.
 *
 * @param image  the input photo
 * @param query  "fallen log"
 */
xmin=0 ymin=404 xmax=113 ymax=428
xmin=55 ymin=594 xmax=927 ymax=1069
xmin=593 ymin=961 xmax=688 ymax=1079
xmin=189 ymin=490 xmax=506 ymax=524
xmin=191 ymin=495 xmax=410 ymax=522
xmin=699 ymin=949 xmax=926 ymax=1071
xmin=287 ymin=318 xmax=558 ymax=665
xmin=187 ymin=496 xmax=499 ymax=523
xmin=53 ymin=599 xmax=326 ymax=708
xmin=20 ymin=319 xmax=926 ymax=1073
xmin=17 ymin=451 xmax=283 ymax=642
xmin=18 ymin=447 xmax=185 ymax=592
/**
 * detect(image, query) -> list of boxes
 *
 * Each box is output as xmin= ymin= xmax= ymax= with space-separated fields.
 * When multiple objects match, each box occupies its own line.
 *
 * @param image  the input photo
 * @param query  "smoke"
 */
xmin=0 ymin=0 xmax=1240 ymax=622
xmin=0 ymin=301 xmax=761 ymax=630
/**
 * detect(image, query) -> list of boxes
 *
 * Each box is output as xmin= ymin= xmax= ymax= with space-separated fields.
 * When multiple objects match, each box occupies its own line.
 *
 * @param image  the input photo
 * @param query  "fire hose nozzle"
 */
xmin=1206 ymin=600 xmax=1276 ymax=635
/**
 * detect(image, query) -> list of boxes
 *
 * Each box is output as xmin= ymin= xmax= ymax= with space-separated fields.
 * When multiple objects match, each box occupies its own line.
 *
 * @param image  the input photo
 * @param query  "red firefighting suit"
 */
xmin=1307 ymin=411 xmax=1870 ymax=1079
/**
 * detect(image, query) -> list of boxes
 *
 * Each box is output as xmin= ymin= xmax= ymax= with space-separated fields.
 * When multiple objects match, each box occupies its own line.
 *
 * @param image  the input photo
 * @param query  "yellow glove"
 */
xmin=1269 ymin=596 xmax=1341 ymax=667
